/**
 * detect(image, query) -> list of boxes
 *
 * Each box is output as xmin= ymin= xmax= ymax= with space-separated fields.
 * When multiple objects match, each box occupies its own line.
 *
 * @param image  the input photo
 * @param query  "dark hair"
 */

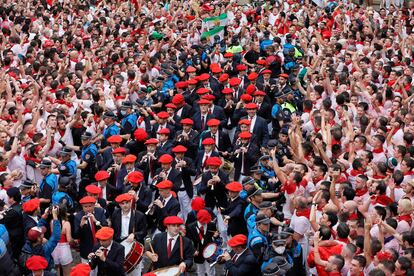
xmin=325 ymin=211 xmax=338 ymax=227
xmin=319 ymin=225 xmax=332 ymax=240
xmin=397 ymin=256 xmax=412 ymax=272
xmin=337 ymin=222 xmax=350 ymax=239
xmin=374 ymin=206 xmax=387 ymax=220
xmin=368 ymin=269 xmax=386 ymax=276
xmin=332 ymin=254 xmax=345 ymax=271
xmin=353 ymin=255 xmax=367 ymax=268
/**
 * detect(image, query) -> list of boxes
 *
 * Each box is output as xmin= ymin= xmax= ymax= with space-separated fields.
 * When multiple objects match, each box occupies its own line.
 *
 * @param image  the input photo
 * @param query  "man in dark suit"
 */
xmin=150 ymin=180 xmax=180 ymax=233
xmin=172 ymin=94 xmax=193 ymax=120
xmin=146 ymin=216 xmax=194 ymax=274
xmin=22 ymin=198 xmax=41 ymax=239
xmin=116 ymin=154 xmax=139 ymax=192
xmin=199 ymin=157 xmax=229 ymax=210
xmin=157 ymin=128 xmax=174 ymax=155
xmin=195 ymin=138 xmax=220 ymax=176
xmin=0 ymin=187 xmax=23 ymax=259
xmin=88 ymin=227 xmax=125 ymax=275
xmin=242 ymin=102 xmax=269 ymax=148
xmin=221 ymin=234 xmax=261 ymax=276
xmin=222 ymin=182 xmax=248 ymax=236
xmin=74 ymin=196 xmax=108 ymax=262
xmin=172 ymin=145 xmax=196 ymax=221
xmin=254 ymin=91 xmax=272 ymax=122
xmin=154 ymin=154 xmax=183 ymax=193
xmin=96 ymin=135 xmax=122 ymax=170
xmin=174 ymin=118 xmax=200 ymax=160
xmin=111 ymin=193 xmax=147 ymax=243
xmin=192 ymin=99 xmax=215 ymax=133
xmin=136 ymin=138 xmax=161 ymax=185
xmin=150 ymin=111 xmax=175 ymax=139
xmin=233 ymin=131 xmax=261 ymax=181
xmin=95 ymin=171 xmax=117 ymax=203
xmin=186 ymin=209 xmax=217 ymax=275
xmin=123 ymin=171 xmax=152 ymax=214
xmin=200 ymin=119 xmax=232 ymax=157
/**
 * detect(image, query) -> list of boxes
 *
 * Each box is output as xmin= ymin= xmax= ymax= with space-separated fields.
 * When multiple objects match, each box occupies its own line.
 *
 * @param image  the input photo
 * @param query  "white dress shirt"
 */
xmin=120 ymin=210 xmax=131 ymax=239
xmin=249 ymin=115 xmax=257 ymax=132
xmin=166 ymin=232 xmax=179 ymax=251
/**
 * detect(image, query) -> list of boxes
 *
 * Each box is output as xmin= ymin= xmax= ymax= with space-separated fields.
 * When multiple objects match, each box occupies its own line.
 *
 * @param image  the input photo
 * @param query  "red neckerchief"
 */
xmin=24 ymin=154 xmax=41 ymax=163
xmin=372 ymin=195 xmax=393 ymax=206
xmin=387 ymin=79 xmax=396 ymax=87
xmin=0 ymin=167 xmax=6 ymax=172
xmin=310 ymin=117 xmax=320 ymax=132
xmin=296 ymin=208 xmax=310 ymax=219
xmin=313 ymin=176 xmax=324 ymax=184
xmin=350 ymin=169 xmax=364 ymax=177
xmin=22 ymin=108 xmax=32 ymax=115
xmin=317 ymin=205 xmax=324 ymax=212
xmin=299 ymin=178 xmax=308 ymax=188
xmin=337 ymin=237 xmax=349 ymax=244
xmin=397 ymin=214 xmax=412 ymax=225
xmin=372 ymin=174 xmax=385 ymax=180
xmin=58 ymin=129 xmax=65 ymax=137
xmin=404 ymin=171 xmax=414 ymax=176
xmin=355 ymin=188 xmax=368 ymax=197
xmin=372 ymin=147 xmax=384 ymax=154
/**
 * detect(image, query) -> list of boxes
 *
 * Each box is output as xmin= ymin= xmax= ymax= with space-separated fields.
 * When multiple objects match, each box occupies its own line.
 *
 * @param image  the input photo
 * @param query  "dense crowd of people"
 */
xmin=0 ymin=0 xmax=414 ymax=275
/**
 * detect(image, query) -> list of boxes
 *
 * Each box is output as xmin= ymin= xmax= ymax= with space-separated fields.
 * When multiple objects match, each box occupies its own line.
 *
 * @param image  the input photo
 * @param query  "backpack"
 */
xmin=18 ymin=249 xmax=35 ymax=275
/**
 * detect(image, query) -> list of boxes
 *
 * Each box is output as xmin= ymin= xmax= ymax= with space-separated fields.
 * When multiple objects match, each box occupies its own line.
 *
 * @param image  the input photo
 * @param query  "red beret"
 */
xmin=211 ymin=66 xmax=222 ymax=74
xmin=115 ymin=193 xmax=133 ymax=203
xmin=85 ymin=184 xmax=101 ymax=195
xmin=348 ymin=213 xmax=359 ymax=220
xmin=236 ymin=64 xmax=247 ymax=71
xmin=240 ymin=94 xmax=253 ymax=102
xmin=95 ymin=170 xmax=110 ymax=181
xmin=180 ymin=118 xmax=194 ymax=125
xmin=191 ymin=197 xmax=206 ymax=211
xmin=279 ymin=73 xmax=289 ymax=78
xmin=163 ymin=216 xmax=184 ymax=226
xmin=127 ymin=171 xmax=144 ymax=184
xmin=43 ymin=40 xmax=54 ymax=48
xmin=206 ymin=156 xmax=222 ymax=167
xmin=144 ymin=138 xmax=159 ymax=145
xmin=158 ymin=128 xmax=171 ymax=135
xmin=229 ymin=78 xmax=241 ymax=87
xmin=112 ymin=147 xmax=127 ymax=154
xmin=239 ymin=119 xmax=251 ymax=126
xmin=134 ymin=128 xmax=148 ymax=142
xmin=186 ymin=66 xmax=196 ymax=73
xmin=165 ymin=103 xmax=177 ymax=109
xmin=219 ymin=74 xmax=229 ymax=82
xmin=202 ymin=138 xmax=215 ymax=145
xmin=376 ymin=251 xmax=393 ymax=261
xmin=142 ymin=273 xmax=157 ymax=276
xmin=26 ymin=255 xmax=48 ymax=271
xmin=202 ymin=94 xmax=215 ymax=101
xmin=245 ymin=84 xmax=256 ymax=95
xmin=254 ymin=90 xmax=266 ymax=96
xmin=175 ymin=81 xmax=188 ymax=89
xmin=239 ymin=131 xmax=252 ymax=139
xmin=156 ymin=180 xmax=173 ymax=190
xmin=207 ymin=119 xmax=220 ymax=127
xmin=247 ymin=72 xmax=258 ymax=81
xmin=197 ymin=209 xmax=212 ymax=224
xmin=70 ymin=264 xmax=91 ymax=276
xmin=172 ymin=145 xmax=187 ymax=153
xmin=226 ymin=181 xmax=243 ymax=192
xmin=222 ymin=88 xmax=233 ymax=94
xmin=122 ymin=154 xmax=137 ymax=164
xmin=198 ymin=99 xmax=211 ymax=105
xmin=79 ymin=196 xmax=97 ymax=204
xmin=228 ymin=234 xmax=247 ymax=247
xmin=172 ymin=94 xmax=185 ymax=105
xmin=256 ymin=59 xmax=267 ymax=65
xmin=95 ymin=227 xmax=114 ymax=240
xmin=159 ymin=154 xmax=174 ymax=164
xmin=196 ymin=88 xmax=210 ymax=95
xmin=245 ymin=102 xmax=258 ymax=109
xmin=187 ymin=78 xmax=198 ymax=85
xmin=197 ymin=73 xmax=210 ymax=81
xmin=157 ymin=111 xmax=170 ymax=119
xmin=22 ymin=198 xmax=40 ymax=213
xmin=223 ymin=52 xmax=233 ymax=58
xmin=261 ymin=69 xmax=272 ymax=75
xmin=107 ymin=135 xmax=122 ymax=143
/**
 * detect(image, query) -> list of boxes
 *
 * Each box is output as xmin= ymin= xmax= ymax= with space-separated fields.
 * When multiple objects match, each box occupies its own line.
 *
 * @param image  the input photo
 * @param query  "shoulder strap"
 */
xmin=180 ymin=235 xmax=184 ymax=262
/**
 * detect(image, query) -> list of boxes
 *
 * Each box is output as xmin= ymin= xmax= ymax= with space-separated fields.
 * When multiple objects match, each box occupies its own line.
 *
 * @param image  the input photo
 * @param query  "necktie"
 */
xmin=89 ymin=217 xmax=97 ymax=244
xmin=167 ymin=237 xmax=174 ymax=258
xmin=198 ymin=225 xmax=204 ymax=241
xmin=232 ymin=253 xmax=238 ymax=262
xmin=102 ymin=248 xmax=108 ymax=258
xmin=212 ymin=134 xmax=216 ymax=142
xmin=201 ymin=115 xmax=205 ymax=130
xmin=161 ymin=197 xmax=166 ymax=207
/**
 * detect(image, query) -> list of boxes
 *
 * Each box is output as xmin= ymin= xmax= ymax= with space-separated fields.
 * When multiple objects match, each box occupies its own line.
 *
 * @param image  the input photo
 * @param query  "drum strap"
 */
xmin=180 ymin=235 xmax=184 ymax=262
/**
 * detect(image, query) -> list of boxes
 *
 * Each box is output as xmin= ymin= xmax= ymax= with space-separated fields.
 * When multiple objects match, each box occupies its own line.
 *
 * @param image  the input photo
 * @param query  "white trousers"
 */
xmin=178 ymin=190 xmax=192 ymax=222
xmin=81 ymin=258 xmax=97 ymax=276
xmin=197 ymin=261 xmax=216 ymax=276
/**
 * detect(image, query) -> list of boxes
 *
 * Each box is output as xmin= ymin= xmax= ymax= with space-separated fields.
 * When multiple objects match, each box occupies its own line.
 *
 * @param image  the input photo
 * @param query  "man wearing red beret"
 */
xmin=201 ymin=119 xmax=232 ymax=157
xmin=123 ymin=171 xmax=152 ymax=214
xmin=192 ymin=99 xmax=214 ymax=132
xmin=26 ymin=255 xmax=55 ymax=276
xmin=157 ymin=128 xmax=174 ymax=155
xmin=137 ymin=139 xmax=162 ymax=185
xmin=151 ymin=181 xmax=180 ymax=234
xmin=174 ymin=118 xmax=200 ymax=160
xmin=233 ymin=131 xmax=261 ymax=182
xmin=195 ymin=138 xmax=220 ymax=176
xmin=172 ymin=93 xmax=193 ymax=121
xmin=151 ymin=111 xmax=175 ymax=140
xmin=240 ymin=101 xmax=269 ymax=149
xmin=147 ymin=216 xmax=194 ymax=273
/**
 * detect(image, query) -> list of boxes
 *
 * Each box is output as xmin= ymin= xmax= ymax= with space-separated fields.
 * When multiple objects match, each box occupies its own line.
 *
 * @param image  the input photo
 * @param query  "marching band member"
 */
xmin=146 ymin=216 xmax=194 ymax=273
xmin=124 ymin=171 xmax=152 ymax=214
xmin=88 ymin=227 xmax=125 ymax=275
xmin=222 ymin=181 xmax=248 ymax=236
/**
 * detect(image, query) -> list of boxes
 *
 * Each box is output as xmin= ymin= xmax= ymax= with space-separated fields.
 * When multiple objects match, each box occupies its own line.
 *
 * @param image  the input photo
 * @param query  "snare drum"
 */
xmin=152 ymin=265 xmax=180 ymax=276
xmin=121 ymin=240 xmax=144 ymax=273
xmin=202 ymin=242 xmax=223 ymax=263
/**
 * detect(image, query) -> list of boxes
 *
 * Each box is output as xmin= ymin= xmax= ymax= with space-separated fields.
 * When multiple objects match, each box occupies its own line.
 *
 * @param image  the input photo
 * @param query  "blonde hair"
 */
xmin=398 ymin=198 xmax=413 ymax=213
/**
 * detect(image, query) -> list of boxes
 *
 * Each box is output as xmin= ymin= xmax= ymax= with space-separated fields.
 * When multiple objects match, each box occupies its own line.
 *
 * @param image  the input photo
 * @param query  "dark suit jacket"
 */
xmin=222 ymin=196 xmax=247 ymax=236
xmin=201 ymin=130 xmax=232 ymax=153
xmin=186 ymin=221 xmax=217 ymax=264
xmin=150 ymin=123 xmax=176 ymax=139
xmin=224 ymin=248 xmax=261 ymax=276
xmin=123 ymin=184 xmax=152 ymax=214
xmin=1 ymin=203 xmax=23 ymax=258
xmin=191 ymin=112 xmax=214 ymax=133
xmin=174 ymin=129 xmax=200 ymax=160
xmin=23 ymin=214 xmax=38 ymax=239
xmin=111 ymin=208 xmax=147 ymax=243
xmin=158 ymin=140 xmax=174 ymax=155
xmin=97 ymin=147 xmax=114 ymax=171
xmin=116 ymin=166 xmax=141 ymax=192
xmin=172 ymin=156 xmax=196 ymax=198
xmin=241 ymin=115 xmax=269 ymax=147
xmin=154 ymin=167 xmax=183 ymax=193
xmin=151 ymin=232 xmax=194 ymax=270
xmin=194 ymin=150 xmax=220 ymax=176
xmin=199 ymin=170 xmax=229 ymax=209
xmin=137 ymin=150 xmax=161 ymax=184
xmin=256 ymin=101 xmax=272 ymax=122
xmin=152 ymin=196 xmax=180 ymax=232
xmin=176 ymin=103 xmax=193 ymax=120
xmin=191 ymin=105 xmax=227 ymax=129
xmin=74 ymin=208 xmax=108 ymax=259
xmin=233 ymin=142 xmax=261 ymax=181
xmin=90 ymin=241 xmax=125 ymax=276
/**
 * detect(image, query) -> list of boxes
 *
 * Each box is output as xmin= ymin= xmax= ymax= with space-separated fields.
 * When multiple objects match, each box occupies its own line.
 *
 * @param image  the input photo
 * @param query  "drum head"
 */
xmin=121 ymin=240 xmax=133 ymax=254
xmin=153 ymin=266 xmax=180 ymax=276
xmin=202 ymin=243 xmax=218 ymax=259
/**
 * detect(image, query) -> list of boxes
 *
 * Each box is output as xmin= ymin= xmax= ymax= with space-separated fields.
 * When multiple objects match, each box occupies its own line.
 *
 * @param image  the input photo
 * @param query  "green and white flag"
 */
xmin=202 ymin=13 xmax=228 ymax=30
xmin=201 ymin=26 xmax=225 ymax=42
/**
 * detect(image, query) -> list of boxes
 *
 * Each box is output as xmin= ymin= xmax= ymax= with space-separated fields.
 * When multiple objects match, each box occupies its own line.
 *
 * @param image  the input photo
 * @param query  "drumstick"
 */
xmin=149 ymin=243 xmax=155 ymax=254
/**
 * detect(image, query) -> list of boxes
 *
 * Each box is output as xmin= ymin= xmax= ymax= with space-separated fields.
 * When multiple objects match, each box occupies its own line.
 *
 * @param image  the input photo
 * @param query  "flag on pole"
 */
xmin=201 ymin=26 xmax=225 ymax=43
xmin=202 ymin=13 xmax=228 ymax=29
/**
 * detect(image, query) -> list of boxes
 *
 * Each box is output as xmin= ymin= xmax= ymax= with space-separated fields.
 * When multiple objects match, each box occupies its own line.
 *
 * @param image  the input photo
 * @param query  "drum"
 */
xmin=121 ymin=240 xmax=144 ymax=273
xmin=202 ymin=242 xmax=223 ymax=263
xmin=152 ymin=265 xmax=180 ymax=276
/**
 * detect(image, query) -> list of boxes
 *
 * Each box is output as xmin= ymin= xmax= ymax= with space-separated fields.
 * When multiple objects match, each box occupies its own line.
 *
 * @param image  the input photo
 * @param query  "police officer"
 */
xmin=274 ymin=128 xmax=292 ymax=166
xmin=58 ymin=147 xmax=77 ymax=176
xmin=244 ymin=186 xmax=263 ymax=221
xmin=119 ymin=101 xmax=138 ymax=140
xmin=77 ymin=132 xmax=98 ymax=197
xmin=38 ymin=158 xmax=58 ymax=211
xmin=248 ymin=214 xmax=271 ymax=263
xmin=20 ymin=179 xmax=35 ymax=203
xmin=100 ymin=111 xmax=121 ymax=148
